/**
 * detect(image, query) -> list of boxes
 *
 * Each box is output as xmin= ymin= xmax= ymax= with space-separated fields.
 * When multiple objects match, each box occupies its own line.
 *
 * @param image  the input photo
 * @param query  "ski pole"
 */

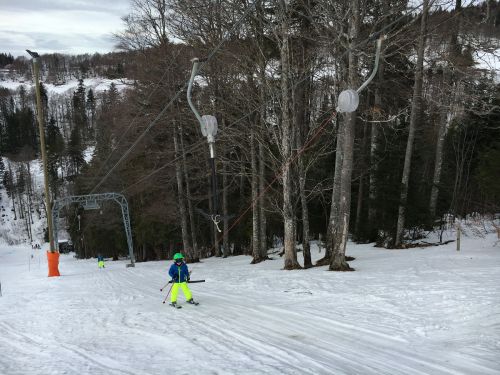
xmin=160 ymin=281 xmax=170 ymax=291
xmin=164 ymin=279 xmax=205 ymax=285
xmin=162 ymin=282 xmax=174 ymax=304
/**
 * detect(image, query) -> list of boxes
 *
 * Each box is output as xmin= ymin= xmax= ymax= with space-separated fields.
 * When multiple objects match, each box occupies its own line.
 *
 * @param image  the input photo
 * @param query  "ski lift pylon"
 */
xmin=187 ymin=58 xmax=232 ymax=232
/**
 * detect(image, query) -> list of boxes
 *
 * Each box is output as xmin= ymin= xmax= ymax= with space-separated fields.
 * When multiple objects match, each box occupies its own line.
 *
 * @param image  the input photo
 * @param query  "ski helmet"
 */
xmin=173 ymin=253 xmax=184 ymax=261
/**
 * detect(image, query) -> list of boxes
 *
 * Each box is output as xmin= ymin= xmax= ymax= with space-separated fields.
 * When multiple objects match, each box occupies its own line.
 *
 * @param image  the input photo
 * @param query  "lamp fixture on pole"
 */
xmin=336 ymin=36 xmax=385 ymax=113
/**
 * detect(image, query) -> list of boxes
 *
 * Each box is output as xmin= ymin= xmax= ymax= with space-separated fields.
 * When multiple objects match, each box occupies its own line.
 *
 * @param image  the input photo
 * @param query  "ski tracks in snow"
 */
xmin=1 ymin=240 xmax=499 ymax=374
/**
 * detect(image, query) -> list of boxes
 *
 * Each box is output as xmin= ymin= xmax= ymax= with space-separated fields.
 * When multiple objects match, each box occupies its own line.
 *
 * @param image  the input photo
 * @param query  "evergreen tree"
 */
xmin=3 ymin=103 xmax=38 ymax=156
xmin=86 ymin=88 xmax=96 ymax=131
xmin=107 ymin=83 xmax=119 ymax=105
xmin=0 ymin=52 xmax=14 ymax=67
xmin=19 ymin=86 xmax=28 ymax=109
xmin=3 ymin=166 xmax=14 ymax=207
xmin=67 ymin=126 xmax=85 ymax=176
xmin=39 ymin=82 xmax=49 ymax=123
xmin=72 ymin=79 xmax=87 ymax=136
xmin=46 ymin=116 xmax=65 ymax=195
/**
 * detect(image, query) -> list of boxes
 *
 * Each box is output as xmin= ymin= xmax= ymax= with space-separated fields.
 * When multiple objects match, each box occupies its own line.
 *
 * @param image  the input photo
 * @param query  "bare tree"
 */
xmin=395 ymin=0 xmax=430 ymax=247
xmin=173 ymin=122 xmax=194 ymax=260
xmin=180 ymin=122 xmax=200 ymax=260
xmin=116 ymin=0 xmax=170 ymax=51
xmin=328 ymin=0 xmax=360 ymax=271
xmin=280 ymin=0 xmax=301 ymax=270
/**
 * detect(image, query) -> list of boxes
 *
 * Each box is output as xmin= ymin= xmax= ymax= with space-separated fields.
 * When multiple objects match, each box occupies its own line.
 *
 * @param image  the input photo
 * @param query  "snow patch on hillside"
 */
xmin=0 ymin=156 xmax=69 ymax=247
xmin=0 ymin=77 xmax=132 ymax=95
xmin=474 ymin=48 xmax=500 ymax=83
xmin=83 ymin=146 xmax=95 ymax=164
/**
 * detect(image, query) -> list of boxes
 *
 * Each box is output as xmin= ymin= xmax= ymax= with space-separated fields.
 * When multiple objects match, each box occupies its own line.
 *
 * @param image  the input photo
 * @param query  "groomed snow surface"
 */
xmin=1 ymin=230 xmax=499 ymax=375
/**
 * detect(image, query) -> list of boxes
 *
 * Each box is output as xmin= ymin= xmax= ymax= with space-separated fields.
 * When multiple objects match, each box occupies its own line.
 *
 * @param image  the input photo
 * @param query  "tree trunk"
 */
xmin=26 ymin=162 xmax=34 ymax=233
xmin=179 ymin=122 xmax=199 ymax=261
xmin=317 ymin=116 xmax=342 ymax=266
xmin=258 ymin=65 xmax=268 ymax=261
xmin=18 ymin=187 xmax=25 ymax=220
xmin=329 ymin=0 xmax=359 ymax=271
xmin=368 ymin=104 xmax=380 ymax=238
xmin=354 ymin=173 xmax=364 ymax=239
xmin=298 ymin=153 xmax=311 ymax=268
xmin=486 ymin=0 xmax=493 ymax=24
xmin=294 ymin=5 xmax=313 ymax=269
xmin=395 ymin=0 xmax=429 ymax=247
xmin=209 ymin=158 xmax=220 ymax=257
xmin=258 ymin=141 xmax=268 ymax=259
xmin=329 ymin=111 xmax=355 ymax=271
xmin=280 ymin=0 xmax=300 ymax=270
xmin=354 ymin=121 xmax=369 ymax=240
xmin=173 ymin=123 xmax=192 ymax=260
xmin=21 ymin=196 xmax=30 ymax=240
xmin=250 ymin=123 xmax=261 ymax=263
xmin=222 ymin=143 xmax=230 ymax=258
xmin=368 ymin=0 xmax=387 ymax=242
xmin=429 ymin=103 xmax=448 ymax=219
xmin=254 ymin=0 xmax=269 ymax=261
xmin=294 ymin=60 xmax=312 ymax=268
xmin=9 ymin=165 xmax=17 ymax=220
xmin=430 ymin=0 xmax=461 ymax=221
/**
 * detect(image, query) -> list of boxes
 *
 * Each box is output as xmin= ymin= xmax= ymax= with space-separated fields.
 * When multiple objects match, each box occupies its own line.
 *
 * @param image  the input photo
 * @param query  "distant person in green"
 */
xmin=97 ymin=254 xmax=105 ymax=269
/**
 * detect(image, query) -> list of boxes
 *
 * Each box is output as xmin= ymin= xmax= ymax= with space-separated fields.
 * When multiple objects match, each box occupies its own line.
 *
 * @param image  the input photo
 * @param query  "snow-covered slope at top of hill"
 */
xmin=0 ymin=76 xmax=132 ymax=95
xmin=0 ymin=149 xmax=94 ymax=247
xmin=0 ymin=157 xmax=46 ymax=247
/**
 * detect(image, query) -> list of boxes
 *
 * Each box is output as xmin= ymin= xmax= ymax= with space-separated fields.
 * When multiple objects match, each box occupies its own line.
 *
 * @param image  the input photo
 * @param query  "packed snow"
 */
xmin=0 ymin=227 xmax=499 ymax=375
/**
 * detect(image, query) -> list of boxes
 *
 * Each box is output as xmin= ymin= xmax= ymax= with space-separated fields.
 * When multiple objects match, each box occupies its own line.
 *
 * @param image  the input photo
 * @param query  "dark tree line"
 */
xmin=0 ymin=53 xmax=14 ymax=68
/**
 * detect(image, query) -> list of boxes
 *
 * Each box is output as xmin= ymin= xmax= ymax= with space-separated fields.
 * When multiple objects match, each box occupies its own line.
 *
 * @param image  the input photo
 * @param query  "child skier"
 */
xmin=97 ymin=254 xmax=105 ymax=269
xmin=168 ymin=253 xmax=197 ymax=307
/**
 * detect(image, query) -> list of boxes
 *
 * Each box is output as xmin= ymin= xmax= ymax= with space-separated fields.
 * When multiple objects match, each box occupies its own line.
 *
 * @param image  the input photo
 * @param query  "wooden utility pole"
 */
xmin=27 ymin=50 xmax=60 ymax=277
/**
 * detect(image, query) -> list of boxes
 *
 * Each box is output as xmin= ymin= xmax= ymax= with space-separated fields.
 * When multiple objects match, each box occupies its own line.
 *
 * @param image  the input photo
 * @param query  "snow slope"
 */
xmin=0 ymin=157 xmax=47 ymax=246
xmin=0 ymin=77 xmax=131 ymax=95
xmin=0 ymin=155 xmax=73 ymax=246
xmin=0 ymin=232 xmax=499 ymax=375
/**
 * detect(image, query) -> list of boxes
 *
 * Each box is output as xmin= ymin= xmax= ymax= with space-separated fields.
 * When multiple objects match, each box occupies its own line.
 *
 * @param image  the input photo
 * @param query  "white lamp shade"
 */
xmin=337 ymin=89 xmax=359 ymax=113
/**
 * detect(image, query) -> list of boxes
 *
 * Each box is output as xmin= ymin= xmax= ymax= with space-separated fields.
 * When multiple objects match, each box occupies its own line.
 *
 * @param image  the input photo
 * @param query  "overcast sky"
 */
xmin=0 ymin=0 xmax=131 ymax=57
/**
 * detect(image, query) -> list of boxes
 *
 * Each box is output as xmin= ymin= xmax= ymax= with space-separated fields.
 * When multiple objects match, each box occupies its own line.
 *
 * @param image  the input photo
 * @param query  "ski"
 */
xmin=169 ymin=303 xmax=182 ymax=309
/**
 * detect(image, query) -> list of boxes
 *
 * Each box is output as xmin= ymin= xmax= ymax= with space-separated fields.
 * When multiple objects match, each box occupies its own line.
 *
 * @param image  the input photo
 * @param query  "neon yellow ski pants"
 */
xmin=98 ymin=261 xmax=105 ymax=268
xmin=171 ymin=282 xmax=192 ymax=303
